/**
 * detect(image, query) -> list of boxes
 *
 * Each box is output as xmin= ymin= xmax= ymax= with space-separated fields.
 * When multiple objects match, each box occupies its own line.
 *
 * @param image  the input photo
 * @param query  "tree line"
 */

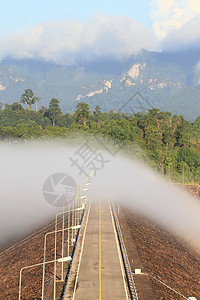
xmin=0 ymin=89 xmax=200 ymax=183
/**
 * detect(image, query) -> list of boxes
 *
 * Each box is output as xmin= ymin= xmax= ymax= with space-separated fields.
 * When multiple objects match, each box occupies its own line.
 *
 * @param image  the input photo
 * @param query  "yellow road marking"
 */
xmin=99 ymin=200 xmax=102 ymax=300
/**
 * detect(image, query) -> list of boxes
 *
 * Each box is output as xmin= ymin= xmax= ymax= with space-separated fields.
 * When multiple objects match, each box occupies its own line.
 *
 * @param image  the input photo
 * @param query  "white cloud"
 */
xmin=150 ymin=0 xmax=200 ymax=38
xmin=160 ymin=14 xmax=200 ymax=51
xmin=0 ymin=14 xmax=158 ymax=65
xmin=0 ymin=8 xmax=200 ymax=64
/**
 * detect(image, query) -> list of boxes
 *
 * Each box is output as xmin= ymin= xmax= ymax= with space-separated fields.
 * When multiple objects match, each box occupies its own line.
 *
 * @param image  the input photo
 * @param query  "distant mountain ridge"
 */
xmin=0 ymin=49 xmax=200 ymax=120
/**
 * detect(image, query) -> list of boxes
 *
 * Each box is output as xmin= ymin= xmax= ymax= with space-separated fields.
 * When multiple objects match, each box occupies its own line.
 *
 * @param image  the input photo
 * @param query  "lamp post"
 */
xmin=53 ymin=184 xmax=77 ymax=294
xmin=62 ymin=198 xmax=74 ymax=268
xmin=160 ymin=163 xmax=163 ymax=182
xmin=42 ymin=224 xmax=81 ymax=300
xmin=19 ymin=256 xmax=72 ymax=300
xmin=53 ymin=203 xmax=83 ymax=300
xmin=182 ymin=162 xmax=188 ymax=184
xmin=182 ymin=162 xmax=187 ymax=184
xmin=51 ymin=176 xmax=92 ymax=300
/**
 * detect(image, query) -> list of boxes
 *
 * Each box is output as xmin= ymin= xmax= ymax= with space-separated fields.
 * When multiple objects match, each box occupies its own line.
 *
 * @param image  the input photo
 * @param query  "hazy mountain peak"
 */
xmin=0 ymin=50 xmax=200 ymax=120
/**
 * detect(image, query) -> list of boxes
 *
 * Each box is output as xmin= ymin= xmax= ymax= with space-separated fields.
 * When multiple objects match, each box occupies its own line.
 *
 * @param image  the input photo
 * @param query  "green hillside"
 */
xmin=0 ymin=99 xmax=200 ymax=183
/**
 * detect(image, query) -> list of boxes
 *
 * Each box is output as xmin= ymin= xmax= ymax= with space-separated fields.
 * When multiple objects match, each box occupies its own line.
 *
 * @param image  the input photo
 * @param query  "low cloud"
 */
xmin=0 ymin=14 xmax=158 ymax=65
xmin=150 ymin=0 xmax=200 ymax=38
xmin=0 ymin=9 xmax=200 ymax=65
xmin=160 ymin=14 xmax=200 ymax=52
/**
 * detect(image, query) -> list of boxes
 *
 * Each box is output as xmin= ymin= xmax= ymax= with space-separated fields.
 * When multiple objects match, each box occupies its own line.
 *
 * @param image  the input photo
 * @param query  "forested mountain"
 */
xmin=0 ymin=100 xmax=200 ymax=183
xmin=0 ymin=49 xmax=200 ymax=120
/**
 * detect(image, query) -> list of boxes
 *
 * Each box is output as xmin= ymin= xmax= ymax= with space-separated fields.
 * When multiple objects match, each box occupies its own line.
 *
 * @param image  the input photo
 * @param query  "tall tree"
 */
xmin=20 ymin=89 xmax=35 ymax=111
xmin=33 ymin=96 xmax=41 ymax=111
xmin=75 ymin=102 xmax=90 ymax=125
xmin=93 ymin=105 xmax=101 ymax=117
xmin=48 ymin=98 xmax=62 ymax=127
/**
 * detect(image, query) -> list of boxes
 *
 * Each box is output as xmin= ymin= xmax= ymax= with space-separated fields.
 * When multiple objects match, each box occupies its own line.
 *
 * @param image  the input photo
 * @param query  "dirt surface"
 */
xmin=118 ymin=184 xmax=200 ymax=299
xmin=1 ymin=184 xmax=199 ymax=299
xmin=0 ymin=216 xmax=74 ymax=300
xmin=181 ymin=184 xmax=200 ymax=197
xmin=119 ymin=208 xmax=200 ymax=299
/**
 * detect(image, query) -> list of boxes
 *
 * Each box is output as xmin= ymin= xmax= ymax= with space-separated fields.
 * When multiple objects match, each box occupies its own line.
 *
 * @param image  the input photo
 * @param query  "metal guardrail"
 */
xmin=111 ymin=203 xmax=138 ymax=300
xmin=60 ymin=203 xmax=87 ymax=300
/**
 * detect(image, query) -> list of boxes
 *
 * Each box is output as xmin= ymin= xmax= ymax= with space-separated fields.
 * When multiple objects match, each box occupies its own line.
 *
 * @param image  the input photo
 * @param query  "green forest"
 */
xmin=0 ymin=89 xmax=200 ymax=183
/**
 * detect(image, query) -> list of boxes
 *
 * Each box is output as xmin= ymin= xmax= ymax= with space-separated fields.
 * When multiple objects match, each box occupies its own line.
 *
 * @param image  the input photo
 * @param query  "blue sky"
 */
xmin=0 ymin=0 xmax=200 ymax=64
xmin=0 ymin=0 xmax=153 ymax=37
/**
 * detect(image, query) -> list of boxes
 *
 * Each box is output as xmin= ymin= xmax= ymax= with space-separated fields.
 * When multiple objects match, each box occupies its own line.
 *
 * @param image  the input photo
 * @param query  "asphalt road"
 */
xmin=73 ymin=200 xmax=127 ymax=300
